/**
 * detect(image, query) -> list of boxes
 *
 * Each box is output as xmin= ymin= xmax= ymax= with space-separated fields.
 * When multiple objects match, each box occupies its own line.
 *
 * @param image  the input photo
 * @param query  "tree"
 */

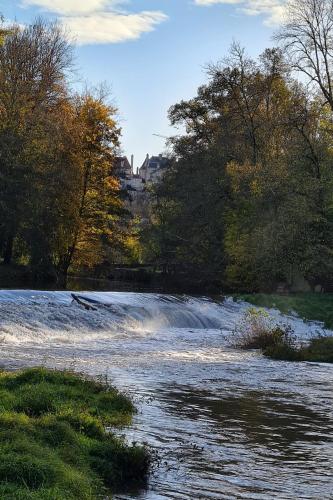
xmin=147 ymin=44 xmax=333 ymax=291
xmin=22 ymin=98 xmax=82 ymax=282
xmin=0 ymin=20 xmax=129 ymax=285
xmin=276 ymin=0 xmax=333 ymax=110
xmin=57 ymin=91 xmax=123 ymax=284
xmin=0 ymin=15 xmax=11 ymax=45
xmin=0 ymin=19 xmax=73 ymax=265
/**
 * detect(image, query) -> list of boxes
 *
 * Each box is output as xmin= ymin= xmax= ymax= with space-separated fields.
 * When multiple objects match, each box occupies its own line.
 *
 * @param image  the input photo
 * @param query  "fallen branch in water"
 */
xmin=71 ymin=293 xmax=97 ymax=311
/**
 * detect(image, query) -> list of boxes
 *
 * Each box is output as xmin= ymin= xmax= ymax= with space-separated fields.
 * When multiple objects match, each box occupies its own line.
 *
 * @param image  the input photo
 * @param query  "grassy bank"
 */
xmin=0 ymin=367 xmax=150 ymax=499
xmin=236 ymin=293 xmax=333 ymax=330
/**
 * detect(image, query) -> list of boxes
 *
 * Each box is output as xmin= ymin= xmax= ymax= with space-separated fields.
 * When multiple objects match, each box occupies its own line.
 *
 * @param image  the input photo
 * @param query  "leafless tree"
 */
xmin=275 ymin=0 xmax=333 ymax=110
xmin=0 ymin=18 xmax=74 ymax=122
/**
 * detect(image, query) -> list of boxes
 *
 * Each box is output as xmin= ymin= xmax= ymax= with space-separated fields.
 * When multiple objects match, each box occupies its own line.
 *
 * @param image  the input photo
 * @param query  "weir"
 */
xmin=0 ymin=290 xmax=327 ymax=344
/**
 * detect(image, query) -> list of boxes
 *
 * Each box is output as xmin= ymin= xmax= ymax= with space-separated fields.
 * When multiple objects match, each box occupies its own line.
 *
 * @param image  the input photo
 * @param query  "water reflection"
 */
xmin=128 ymin=382 xmax=333 ymax=499
xmin=162 ymin=385 xmax=332 ymax=453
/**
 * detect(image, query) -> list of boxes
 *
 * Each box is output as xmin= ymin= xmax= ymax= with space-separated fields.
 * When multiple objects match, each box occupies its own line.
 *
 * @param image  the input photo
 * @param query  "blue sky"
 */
xmin=1 ymin=0 xmax=286 ymax=169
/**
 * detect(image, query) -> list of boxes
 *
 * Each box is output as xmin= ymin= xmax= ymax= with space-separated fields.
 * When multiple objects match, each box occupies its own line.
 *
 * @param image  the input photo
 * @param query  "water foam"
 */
xmin=0 ymin=291 xmax=329 ymax=346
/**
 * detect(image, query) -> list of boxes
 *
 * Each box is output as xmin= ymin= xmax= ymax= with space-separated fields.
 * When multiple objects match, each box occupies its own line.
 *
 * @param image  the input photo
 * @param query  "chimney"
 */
xmin=131 ymin=154 xmax=134 ymax=175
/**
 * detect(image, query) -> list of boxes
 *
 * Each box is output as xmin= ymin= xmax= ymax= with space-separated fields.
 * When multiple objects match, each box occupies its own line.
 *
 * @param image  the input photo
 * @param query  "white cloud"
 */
xmin=64 ymin=11 xmax=168 ymax=45
xmin=194 ymin=0 xmax=286 ymax=26
xmin=22 ymin=0 xmax=110 ymax=15
xmin=21 ymin=0 xmax=168 ymax=44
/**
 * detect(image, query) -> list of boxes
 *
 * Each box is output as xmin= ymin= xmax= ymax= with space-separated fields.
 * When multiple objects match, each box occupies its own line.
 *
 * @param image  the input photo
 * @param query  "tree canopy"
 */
xmin=0 ymin=19 xmax=131 ymax=284
xmin=146 ymin=42 xmax=333 ymax=292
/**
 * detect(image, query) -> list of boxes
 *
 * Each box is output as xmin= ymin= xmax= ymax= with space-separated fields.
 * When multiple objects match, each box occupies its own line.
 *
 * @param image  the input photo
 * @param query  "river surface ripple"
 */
xmin=0 ymin=291 xmax=331 ymax=499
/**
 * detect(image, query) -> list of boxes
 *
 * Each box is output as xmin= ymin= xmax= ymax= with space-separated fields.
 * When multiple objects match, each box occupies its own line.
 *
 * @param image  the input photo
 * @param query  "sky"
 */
xmin=0 ymin=0 xmax=287 ymax=169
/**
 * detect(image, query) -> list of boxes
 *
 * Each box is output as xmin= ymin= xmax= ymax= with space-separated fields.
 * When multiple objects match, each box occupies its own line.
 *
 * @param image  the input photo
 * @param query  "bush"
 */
xmin=302 ymin=336 xmax=333 ymax=363
xmin=232 ymin=308 xmax=295 ymax=351
xmin=264 ymin=336 xmax=333 ymax=363
xmin=0 ymin=368 xmax=150 ymax=499
xmin=264 ymin=342 xmax=302 ymax=361
xmin=234 ymin=310 xmax=333 ymax=363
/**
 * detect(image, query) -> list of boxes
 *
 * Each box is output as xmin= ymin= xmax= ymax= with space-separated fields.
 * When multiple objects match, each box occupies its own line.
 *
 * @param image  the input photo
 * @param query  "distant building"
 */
xmin=115 ymin=153 xmax=170 ymax=219
xmin=139 ymin=154 xmax=170 ymax=183
xmin=114 ymin=156 xmax=133 ymax=179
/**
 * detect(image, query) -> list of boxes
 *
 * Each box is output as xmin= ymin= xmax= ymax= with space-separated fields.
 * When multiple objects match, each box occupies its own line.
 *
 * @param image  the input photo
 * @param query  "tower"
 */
xmin=131 ymin=155 xmax=134 ymax=175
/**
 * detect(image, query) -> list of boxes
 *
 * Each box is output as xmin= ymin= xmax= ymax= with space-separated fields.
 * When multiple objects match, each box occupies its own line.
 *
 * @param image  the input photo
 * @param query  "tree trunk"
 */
xmin=3 ymin=235 xmax=14 ymax=265
xmin=59 ymin=261 xmax=70 ymax=289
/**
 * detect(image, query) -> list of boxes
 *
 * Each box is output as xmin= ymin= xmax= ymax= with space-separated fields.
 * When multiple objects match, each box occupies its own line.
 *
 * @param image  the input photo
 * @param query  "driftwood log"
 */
xmin=71 ymin=293 xmax=97 ymax=311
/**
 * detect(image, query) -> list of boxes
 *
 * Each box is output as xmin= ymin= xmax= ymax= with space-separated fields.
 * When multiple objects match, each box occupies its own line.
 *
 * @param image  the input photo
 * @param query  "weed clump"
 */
xmin=0 ymin=367 xmax=150 ymax=499
xmin=233 ymin=308 xmax=333 ymax=363
xmin=232 ymin=308 xmax=295 ymax=351
xmin=303 ymin=336 xmax=333 ymax=362
xmin=266 ymin=335 xmax=333 ymax=363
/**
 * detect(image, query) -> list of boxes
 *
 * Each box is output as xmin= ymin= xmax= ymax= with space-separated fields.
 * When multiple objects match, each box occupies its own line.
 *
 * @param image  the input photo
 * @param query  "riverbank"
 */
xmin=0 ymin=367 xmax=150 ymax=499
xmin=236 ymin=293 xmax=333 ymax=329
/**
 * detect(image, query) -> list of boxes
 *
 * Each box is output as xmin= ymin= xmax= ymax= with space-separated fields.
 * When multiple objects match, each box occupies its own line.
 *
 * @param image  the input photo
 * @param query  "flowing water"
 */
xmin=0 ymin=290 xmax=332 ymax=499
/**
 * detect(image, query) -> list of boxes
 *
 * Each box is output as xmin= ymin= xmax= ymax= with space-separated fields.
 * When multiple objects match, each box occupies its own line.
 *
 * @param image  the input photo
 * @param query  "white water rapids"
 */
xmin=0 ymin=290 xmax=332 ymax=499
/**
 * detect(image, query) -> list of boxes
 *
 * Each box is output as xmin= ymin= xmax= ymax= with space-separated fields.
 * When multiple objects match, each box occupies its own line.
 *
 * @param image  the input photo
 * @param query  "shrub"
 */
xmin=232 ymin=308 xmax=295 ymax=351
xmin=264 ymin=342 xmax=302 ymax=361
xmin=264 ymin=336 xmax=333 ymax=363
xmin=233 ymin=307 xmax=333 ymax=363
xmin=302 ymin=336 xmax=333 ymax=363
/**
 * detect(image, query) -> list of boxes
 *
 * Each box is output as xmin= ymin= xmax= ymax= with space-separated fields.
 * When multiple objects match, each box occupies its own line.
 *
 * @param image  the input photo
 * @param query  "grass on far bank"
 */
xmin=236 ymin=293 xmax=333 ymax=330
xmin=0 ymin=367 xmax=150 ymax=499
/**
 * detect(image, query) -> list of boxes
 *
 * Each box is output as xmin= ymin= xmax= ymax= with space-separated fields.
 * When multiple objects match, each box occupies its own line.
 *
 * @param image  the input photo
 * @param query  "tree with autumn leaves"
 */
xmin=0 ymin=19 xmax=129 ymax=284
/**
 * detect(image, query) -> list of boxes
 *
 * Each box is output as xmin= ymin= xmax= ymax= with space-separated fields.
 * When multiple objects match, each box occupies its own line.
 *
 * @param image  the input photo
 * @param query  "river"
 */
xmin=0 ymin=290 xmax=332 ymax=499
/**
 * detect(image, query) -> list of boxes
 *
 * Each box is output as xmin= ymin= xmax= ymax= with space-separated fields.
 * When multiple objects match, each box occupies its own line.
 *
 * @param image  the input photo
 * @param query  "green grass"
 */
xmin=0 ymin=368 xmax=150 ymax=499
xmin=236 ymin=293 xmax=333 ymax=330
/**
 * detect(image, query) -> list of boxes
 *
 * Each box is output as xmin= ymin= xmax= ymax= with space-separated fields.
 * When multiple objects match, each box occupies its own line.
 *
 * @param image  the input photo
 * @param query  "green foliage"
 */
xmin=146 ymin=142 xmax=226 ymax=282
xmin=147 ymin=43 xmax=333 ymax=292
xmin=265 ymin=336 xmax=333 ymax=363
xmin=235 ymin=305 xmax=333 ymax=363
xmin=264 ymin=343 xmax=302 ymax=362
xmin=0 ymin=368 xmax=150 ymax=499
xmin=302 ymin=336 xmax=333 ymax=363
